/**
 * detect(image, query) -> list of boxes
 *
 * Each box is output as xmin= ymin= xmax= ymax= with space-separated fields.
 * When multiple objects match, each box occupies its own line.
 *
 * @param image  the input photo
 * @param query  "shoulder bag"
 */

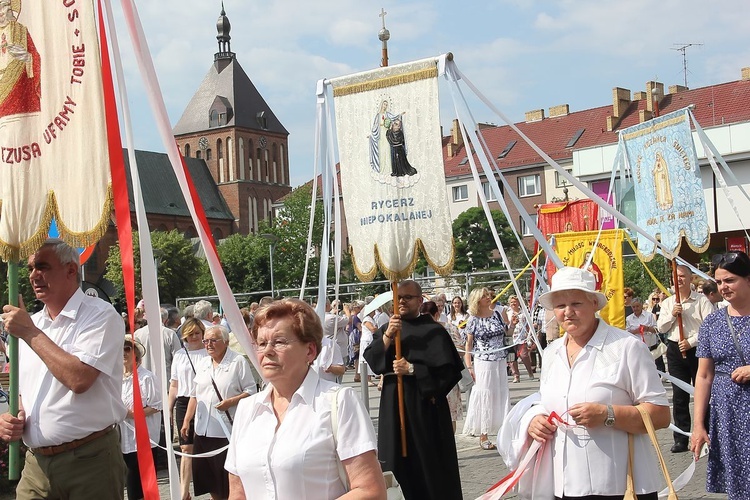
xmin=624 ymin=405 xmax=678 ymax=500
xmin=724 ymin=309 xmax=747 ymax=366
xmin=330 ymin=388 xmax=405 ymax=500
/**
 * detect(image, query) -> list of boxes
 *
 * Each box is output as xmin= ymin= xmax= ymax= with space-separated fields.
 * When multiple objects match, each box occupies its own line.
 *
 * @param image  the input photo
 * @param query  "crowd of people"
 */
xmin=0 ymin=238 xmax=748 ymax=499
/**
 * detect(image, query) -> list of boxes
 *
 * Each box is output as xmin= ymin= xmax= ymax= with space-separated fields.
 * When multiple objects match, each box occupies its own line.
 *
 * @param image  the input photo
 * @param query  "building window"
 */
xmin=184 ymin=144 xmax=191 ymax=158
xmin=518 ymin=174 xmax=540 ymax=197
xmin=556 ymin=169 xmax=573 ymax=188
xmin=196 ymin=150 xmax=202 ymax=159
xmin=520 ymin=214 xmax=538 ymax=236
xmin=481 ymin=181 xmax=498 ymax=201
xmin=452 ymin=185 xmax=468 ymax=202
xmin=206 ymin=149 xmax=212 ymax=160
xmin=209 ymin=109 xmax=219 ymax=128
xmin=217 ymin=139 xmax=223 ymax=159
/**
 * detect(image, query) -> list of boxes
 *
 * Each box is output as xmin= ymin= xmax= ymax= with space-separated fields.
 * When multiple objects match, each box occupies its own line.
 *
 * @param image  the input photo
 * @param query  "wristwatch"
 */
xmin=604 ymin=404 xmax=615 ymax=427
xmin=407 ymin=363 xmax=415 ymax=375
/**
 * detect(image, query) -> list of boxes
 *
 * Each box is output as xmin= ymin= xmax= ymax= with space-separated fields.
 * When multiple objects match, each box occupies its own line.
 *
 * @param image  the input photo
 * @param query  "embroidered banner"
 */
xmin=0 ymin=0 xmax=111 ymax=261
xmin=329 ymin=58 xmax=454 ymax=280
xmin=537 ymin=199 xmax=599 ymax=239
xmin=618 ymin=108 xmax=709 ymax=260
xmin=551 ymin=229 xmax=625 ymax=328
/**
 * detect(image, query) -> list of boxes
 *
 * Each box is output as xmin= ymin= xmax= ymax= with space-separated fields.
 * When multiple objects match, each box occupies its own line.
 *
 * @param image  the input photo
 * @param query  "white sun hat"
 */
xmin=538 ymin=267 xmax=608 ymax=311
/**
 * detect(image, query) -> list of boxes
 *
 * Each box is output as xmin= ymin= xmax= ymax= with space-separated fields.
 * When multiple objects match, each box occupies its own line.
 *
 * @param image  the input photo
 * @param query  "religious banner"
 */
xmin=329 ymin=57 xmax=454 ymax=280
xmin=618 ymin=108 xmax=709 ymax=260
xmin=0 ymin=0 xmax=111 ymax=260
xmin=537 ymin=199 xmax=599 ymax=239
xmin=551 ymin=229 xmax=625 ymax=328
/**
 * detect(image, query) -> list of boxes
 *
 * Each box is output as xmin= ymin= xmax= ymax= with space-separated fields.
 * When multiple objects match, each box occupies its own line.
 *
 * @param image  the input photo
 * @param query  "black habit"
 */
xmin=363 ymin=315 xmax=464 ymax=500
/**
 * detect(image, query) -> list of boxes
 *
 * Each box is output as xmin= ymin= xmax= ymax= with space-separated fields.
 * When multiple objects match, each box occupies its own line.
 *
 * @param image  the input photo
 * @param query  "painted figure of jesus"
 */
xmin=0 ymin=0 xmax=41 ymax=119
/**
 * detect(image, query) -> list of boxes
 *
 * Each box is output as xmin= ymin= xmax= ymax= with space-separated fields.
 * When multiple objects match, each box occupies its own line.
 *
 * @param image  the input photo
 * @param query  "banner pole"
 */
xmin=392 ymin=281 xmax=407 ymax=457
xmin=7 ymin=261 xmax=20 ymax=479
xmin=671 ymin=260 xmax=687 ymax=359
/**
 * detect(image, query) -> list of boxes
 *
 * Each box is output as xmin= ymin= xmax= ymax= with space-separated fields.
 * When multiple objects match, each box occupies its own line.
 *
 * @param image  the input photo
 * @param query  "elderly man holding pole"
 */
xmin=0 ymin=239 xmax=127 ymax=499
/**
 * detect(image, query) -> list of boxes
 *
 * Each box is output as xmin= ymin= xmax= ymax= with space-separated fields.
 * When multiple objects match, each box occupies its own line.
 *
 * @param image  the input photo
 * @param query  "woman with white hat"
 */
xmin=522 ymin=267 xmax=671 ymax=499
xmin=120 ymin=335 xmax=162 ymax=500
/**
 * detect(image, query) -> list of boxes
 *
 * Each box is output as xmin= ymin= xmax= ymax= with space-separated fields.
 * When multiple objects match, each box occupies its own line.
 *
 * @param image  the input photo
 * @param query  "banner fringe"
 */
xmin=350 ymin=237 xmax=455 ymax=282
xmin=333 ymin=67 xmax=438 ymax=97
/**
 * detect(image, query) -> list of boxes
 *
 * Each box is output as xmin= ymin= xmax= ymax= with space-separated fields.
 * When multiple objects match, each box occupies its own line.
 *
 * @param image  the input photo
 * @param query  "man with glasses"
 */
xmin=657 ymin=264 xmax=715 ymax=453
xmin=364 ymin=280 xmax=464 ymax=500
xmin=0 ymin=239 xmax=127 ymax=499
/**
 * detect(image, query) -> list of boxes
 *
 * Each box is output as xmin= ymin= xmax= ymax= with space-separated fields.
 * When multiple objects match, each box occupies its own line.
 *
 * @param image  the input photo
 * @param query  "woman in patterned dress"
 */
xmin=462 ymin=287 xmax=510 ymax=450
xmin=692 ymin=251 xmax=750 ymax=500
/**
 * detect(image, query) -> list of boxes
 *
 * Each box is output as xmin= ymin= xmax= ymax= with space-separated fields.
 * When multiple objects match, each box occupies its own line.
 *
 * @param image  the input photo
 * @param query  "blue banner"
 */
xmin=618 ymin=108 xmax=709 ymax=259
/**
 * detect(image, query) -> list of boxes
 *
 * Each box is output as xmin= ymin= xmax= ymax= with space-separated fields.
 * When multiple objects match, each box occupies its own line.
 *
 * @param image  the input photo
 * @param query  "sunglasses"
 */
xmin=712 ymin=252 xmax=740 ymax=268
xmin=652 ymin=298 xmax=660 ymax=302
xmin=399 ymin=294 xmax=420 ymax=302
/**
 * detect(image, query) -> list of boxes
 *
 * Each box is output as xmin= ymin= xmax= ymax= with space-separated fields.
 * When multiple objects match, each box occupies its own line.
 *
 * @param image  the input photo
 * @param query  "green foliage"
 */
xmin=196 ymin=233 xmax=270 ymax=296
xmin=104 ymin=230 xmax=201 ymax=304
xmin=0 ymin=260 xmax=35 ymax=311
xmin=623 ymin=253 xmax=672 ymax=300
xmin=452 ymin=207 xmax=518 ymax=272
xmin=265 ymin=184 xmax=325 ymax=291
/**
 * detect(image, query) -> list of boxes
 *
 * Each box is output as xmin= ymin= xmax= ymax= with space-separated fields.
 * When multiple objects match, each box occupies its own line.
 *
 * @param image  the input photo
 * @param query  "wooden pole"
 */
xmin=391 ymin=281 xmax=407 ymax=457
xmin=671 ymin=260 xmax=687 ymax=359
xmin=7 ymin=262 xmax=20 ymax=479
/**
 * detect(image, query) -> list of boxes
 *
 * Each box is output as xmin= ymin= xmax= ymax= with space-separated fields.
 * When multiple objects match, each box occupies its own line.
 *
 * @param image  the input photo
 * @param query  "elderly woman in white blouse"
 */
xmin=522 ymin=267 xmax=670 ymax=499
xmin=226 ymin=298 xmax=386 ymax=500
xmin=181 ymin=325 xmax=257 ymax=500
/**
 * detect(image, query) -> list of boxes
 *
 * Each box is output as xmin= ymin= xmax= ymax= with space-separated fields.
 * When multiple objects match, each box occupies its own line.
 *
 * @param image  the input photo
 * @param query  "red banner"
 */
xmin=537 ymin=200 xmax=599 ymax=239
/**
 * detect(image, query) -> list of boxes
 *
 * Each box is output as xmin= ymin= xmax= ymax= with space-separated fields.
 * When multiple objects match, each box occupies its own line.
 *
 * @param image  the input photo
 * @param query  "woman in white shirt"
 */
xmin=181 ymin=325 xmax=257 ymax=500
xmin=525 ymin=267 xmax=670 ymax=499
xmin=225 ymin=298 xmax=385 ymax=500
xmin=120 ymin=335 xmax=161 ymax=500
xmin=168 ymin=318 xmax=207 ymax=500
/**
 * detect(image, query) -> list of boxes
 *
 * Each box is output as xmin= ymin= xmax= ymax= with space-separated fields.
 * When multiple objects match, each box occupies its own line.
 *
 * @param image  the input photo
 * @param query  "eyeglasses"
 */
xmin=652 ymin=298 xmax=660 ymax=302
xmin=255 ymin=338 xmax=299 ymax=352
xmin=712 ymin=252 xmax=739 ymax=268
xmin=398 ymin=294 xmax=420 ymax=302
xmin=202 ymin=338 xmax=224 ymax=345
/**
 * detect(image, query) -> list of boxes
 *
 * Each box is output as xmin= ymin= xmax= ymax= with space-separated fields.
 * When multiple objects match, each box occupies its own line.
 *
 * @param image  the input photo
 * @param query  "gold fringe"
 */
xmin=621 ymin=115 xmax=686 ymax=141
xmin=0 ymin=186 xmax=114 ymax=263
xmin=350 ymin=237 xmax=456 ymax=283
xmin=333 ymin=67 xmax=438 ymax=97
xmin=634 ymin=227 xmax=711 ymax=263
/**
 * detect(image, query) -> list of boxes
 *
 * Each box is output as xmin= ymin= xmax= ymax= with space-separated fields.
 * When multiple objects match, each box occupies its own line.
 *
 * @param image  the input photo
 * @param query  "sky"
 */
xmin=111 ymin=0 xmax=750 ymax=188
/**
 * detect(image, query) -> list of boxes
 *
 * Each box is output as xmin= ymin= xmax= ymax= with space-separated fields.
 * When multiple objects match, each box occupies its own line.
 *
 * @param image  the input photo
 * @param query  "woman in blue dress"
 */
xmin=692 ymin=251 xmax=750 ymax=499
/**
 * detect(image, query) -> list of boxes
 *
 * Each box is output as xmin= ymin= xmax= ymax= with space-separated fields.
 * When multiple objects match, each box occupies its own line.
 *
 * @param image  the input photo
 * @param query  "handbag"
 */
xmin=624 ymin=405 xmax=678 ymax=500
xmin=650 ymin=341 xmax=668 ymax=361
xmin=330 ymin=388 xmax=405 ymax=500
xmin=458 ymin=367 xmax=474 ymax=393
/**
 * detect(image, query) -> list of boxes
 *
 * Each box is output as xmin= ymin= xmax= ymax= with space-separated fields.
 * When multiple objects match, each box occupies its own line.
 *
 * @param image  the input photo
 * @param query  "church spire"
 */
xmin=215 ymin=2 xmax=234 ymax=68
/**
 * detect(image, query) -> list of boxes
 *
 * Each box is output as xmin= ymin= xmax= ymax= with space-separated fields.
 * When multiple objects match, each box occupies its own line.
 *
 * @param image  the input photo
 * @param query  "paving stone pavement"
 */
xmin=134 ymin=369 xmax=725 ymax=499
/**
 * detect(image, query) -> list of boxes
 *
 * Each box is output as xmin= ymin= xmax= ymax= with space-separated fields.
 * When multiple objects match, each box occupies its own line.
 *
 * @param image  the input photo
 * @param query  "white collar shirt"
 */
xmin=20 ymin=289 xmax=127 ymax=448
xmin=625 ymin=311 xmax=658 ymax=347
xmin=170 ymin=348 xmax=208 ymax=397
xmin=540 ymin=320 xmax=669 ymax=497
xmin=313 ymin=337 xmax=344 ymax=383
xmin=119 ymin=367 xmax=162 ymax=453
xmin=134 ymin=324 xmax=181 ymax=382
xmin=656 ymin=291 xmax=715 ymax=346
xmin=225 ymin=369 xmax=377 ymax=500
xmin=192 ymin=348 xmax=256 ymax=438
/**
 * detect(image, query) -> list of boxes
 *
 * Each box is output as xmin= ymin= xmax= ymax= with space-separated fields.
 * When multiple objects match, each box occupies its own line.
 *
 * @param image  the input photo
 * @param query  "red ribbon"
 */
xmin=98 ymin=2 xmax=158 ymax=498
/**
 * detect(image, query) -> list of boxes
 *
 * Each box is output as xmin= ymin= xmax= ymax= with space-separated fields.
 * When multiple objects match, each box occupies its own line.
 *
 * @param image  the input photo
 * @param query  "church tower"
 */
xmin=173 ymin=5 xmax=291 ymax=237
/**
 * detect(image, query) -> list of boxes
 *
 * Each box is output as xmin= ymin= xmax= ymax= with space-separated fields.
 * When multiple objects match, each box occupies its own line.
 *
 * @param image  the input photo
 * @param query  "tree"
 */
xmin=452 ymin=207 xmax=518 ymax=272
xmin=623 ymin=252 xmax=672 ymax=300
xmin=264 ymin=183 xmax=325 ymax=291
xmin=104 ymin=230 xmax=201 ymax=304
xmin=195 ymin=233 xmax=269 ymax=296
xmin=0 ymin=260 xmax=35 ymax=312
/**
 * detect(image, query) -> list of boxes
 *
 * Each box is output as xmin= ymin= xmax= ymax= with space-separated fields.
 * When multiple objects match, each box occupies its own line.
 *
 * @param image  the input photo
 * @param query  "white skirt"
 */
xmin=462 ymin=357 xmax=510 ymax=436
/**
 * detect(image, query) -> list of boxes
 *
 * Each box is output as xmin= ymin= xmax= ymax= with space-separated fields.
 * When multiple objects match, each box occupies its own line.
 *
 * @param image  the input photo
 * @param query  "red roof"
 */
xmin=442 ymin=78 xmax=750 ymax=177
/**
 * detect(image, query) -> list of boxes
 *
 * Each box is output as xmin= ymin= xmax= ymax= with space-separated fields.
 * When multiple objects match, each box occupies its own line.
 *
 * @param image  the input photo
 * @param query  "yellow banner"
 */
xmin=553 ymin=229 xmax=625 ymax=328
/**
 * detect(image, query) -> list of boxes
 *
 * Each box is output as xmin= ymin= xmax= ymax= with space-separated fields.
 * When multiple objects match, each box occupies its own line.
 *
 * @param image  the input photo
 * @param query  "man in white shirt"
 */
xmin=133 ymin=307 xmax=181 ymax=383
xmin=701 ymin=280 xmax=729 ymax=308
xmin=322 ymin=299 xmax=350 ymax=369
xmin=0 ymin=239 xmax=127 ymax=499
xmin=194 ymin=299 xmax=214 ymax=328
xmin=657 ymin=265 xmax=715 ymax=453
xmin=626 ymin=297 xmax=664 ymax=371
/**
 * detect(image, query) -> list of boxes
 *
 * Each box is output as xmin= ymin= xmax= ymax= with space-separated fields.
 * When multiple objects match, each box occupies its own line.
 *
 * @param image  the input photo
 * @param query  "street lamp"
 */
xmin=260 ymin=233 xmax=278 ymax=296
